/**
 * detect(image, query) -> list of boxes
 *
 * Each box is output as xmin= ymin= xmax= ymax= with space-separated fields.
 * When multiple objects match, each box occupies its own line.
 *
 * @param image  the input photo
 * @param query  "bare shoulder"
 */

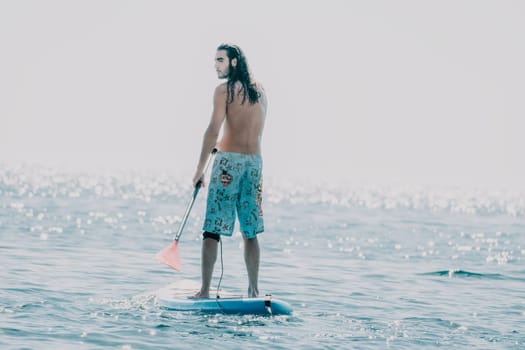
xmin=215 ymin=82 xmax=228 ymax=94
xmin=255 ymin=81 xmax=267 ymax=103
xmin=213 ymin=83 xmax=228 ymax=104
xmin=255 ymin=81 xmax=265 ymax=92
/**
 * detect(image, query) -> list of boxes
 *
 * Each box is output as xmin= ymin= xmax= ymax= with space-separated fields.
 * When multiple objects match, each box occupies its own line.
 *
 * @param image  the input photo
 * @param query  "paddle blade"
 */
xmin=155 ymin=241 xmax=181 ymax=271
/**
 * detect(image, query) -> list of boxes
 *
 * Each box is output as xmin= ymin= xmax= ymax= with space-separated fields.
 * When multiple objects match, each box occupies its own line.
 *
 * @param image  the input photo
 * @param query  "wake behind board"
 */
xmin=156 ymin=280 xmax=292 ymax=316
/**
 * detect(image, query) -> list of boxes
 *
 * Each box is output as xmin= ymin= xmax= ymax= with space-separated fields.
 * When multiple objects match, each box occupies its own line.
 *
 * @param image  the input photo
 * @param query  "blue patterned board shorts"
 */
xmin=203 ymin=151 xmax=264 ymax=239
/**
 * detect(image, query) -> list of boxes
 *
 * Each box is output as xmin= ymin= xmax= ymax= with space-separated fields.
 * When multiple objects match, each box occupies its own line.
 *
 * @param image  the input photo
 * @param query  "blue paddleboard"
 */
xmin=156 ymin=280 xmax=293 ymax=315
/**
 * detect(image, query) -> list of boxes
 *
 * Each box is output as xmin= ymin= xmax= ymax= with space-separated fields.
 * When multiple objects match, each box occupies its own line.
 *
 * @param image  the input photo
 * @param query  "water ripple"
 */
xmin=2 ymin=164 xmax=524 ymax=217
xmin=420 ymin=270 xmax=507 ymax=279
xmin=2 ymin=163 xmax=525 ymax=349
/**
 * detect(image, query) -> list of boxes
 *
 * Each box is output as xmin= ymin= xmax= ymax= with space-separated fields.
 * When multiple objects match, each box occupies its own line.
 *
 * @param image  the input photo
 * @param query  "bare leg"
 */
xmin=194 ymin=238 xmax=218 ymax=298
xmin=244 ymin=236 xmax=260 ymax=297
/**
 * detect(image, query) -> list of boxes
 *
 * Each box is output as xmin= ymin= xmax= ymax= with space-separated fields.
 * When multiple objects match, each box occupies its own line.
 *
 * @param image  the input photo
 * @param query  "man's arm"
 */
xmin=192 ymin=84 xmax=227 ymax=186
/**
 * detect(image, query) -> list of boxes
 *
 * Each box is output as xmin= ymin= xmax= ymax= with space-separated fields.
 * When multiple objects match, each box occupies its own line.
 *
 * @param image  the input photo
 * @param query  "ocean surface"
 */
xmin=1 ymin=164 xmax=524 ymax=349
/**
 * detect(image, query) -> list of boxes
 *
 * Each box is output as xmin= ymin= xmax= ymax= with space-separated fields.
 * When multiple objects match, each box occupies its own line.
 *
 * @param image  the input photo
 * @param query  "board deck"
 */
xmin=156 ymin=280 xmax=293 ymax=315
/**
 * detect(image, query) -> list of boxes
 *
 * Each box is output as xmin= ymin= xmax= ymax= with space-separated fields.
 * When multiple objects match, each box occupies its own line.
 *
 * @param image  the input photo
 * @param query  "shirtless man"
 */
xmin=192 ymin=44 xmax=267 ymax=298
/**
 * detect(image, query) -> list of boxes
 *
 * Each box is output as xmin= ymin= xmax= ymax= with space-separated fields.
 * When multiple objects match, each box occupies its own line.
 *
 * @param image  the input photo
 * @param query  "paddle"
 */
xmin=155 ymin=148 xmax=217 ymax=271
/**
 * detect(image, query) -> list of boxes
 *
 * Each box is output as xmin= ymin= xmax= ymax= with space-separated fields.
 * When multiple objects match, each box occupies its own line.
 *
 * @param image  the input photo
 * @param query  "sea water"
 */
xmin=1 ymin=164 xmax=524 ymax=349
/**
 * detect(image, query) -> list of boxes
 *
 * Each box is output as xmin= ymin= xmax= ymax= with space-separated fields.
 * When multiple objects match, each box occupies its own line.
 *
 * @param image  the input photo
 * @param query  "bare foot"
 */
xmin=190 ymin=289 xmax=209 ymax=299
xmin=248 ymin=287 xmax=259 ymax=298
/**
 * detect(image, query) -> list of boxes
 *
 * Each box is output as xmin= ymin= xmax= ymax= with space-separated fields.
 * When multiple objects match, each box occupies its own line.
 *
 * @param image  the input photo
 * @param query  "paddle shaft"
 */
xmin=173 ymin=148 xmax=217 ymax=242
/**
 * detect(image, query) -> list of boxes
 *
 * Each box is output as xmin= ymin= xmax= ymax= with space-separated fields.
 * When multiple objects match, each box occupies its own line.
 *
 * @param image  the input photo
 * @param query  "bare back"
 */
xmin=218 ymin=82 xmax=267 ymax=155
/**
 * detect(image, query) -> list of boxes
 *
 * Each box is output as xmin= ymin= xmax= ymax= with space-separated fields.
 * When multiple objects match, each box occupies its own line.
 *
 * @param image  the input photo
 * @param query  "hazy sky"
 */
xmin=1 ymin=1 xmax=524 ymax=187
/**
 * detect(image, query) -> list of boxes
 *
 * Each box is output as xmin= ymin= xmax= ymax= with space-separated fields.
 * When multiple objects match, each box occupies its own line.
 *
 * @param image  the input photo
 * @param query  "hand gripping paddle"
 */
xmin=155 ymin=148 xmax=217 ymax=271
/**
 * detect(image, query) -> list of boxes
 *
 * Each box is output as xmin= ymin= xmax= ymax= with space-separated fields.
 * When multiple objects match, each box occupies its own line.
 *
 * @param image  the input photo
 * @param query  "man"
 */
xmin=192 ymin=44 xmax=267 ymax=298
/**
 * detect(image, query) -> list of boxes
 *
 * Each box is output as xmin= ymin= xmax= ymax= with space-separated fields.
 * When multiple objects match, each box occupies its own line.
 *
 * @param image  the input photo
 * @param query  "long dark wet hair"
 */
xmin=217 ymin=43 xmax=261 ymax=105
